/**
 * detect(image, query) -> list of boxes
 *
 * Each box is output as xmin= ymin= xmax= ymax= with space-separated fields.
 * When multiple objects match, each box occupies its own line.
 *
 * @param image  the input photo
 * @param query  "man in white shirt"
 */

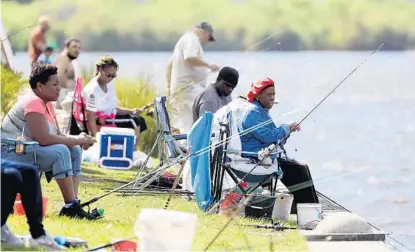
xmin=166 ymin=21 xmax=220 ymax=133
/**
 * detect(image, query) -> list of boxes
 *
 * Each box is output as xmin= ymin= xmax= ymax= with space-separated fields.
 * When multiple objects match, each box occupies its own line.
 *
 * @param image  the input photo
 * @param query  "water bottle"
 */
xmin=54 ymin=236 xmax=68 ymax=247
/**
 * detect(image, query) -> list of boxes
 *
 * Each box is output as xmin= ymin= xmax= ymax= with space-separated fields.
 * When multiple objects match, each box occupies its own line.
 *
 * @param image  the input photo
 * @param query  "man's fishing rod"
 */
xmin=203 ymin=42 xmax=385 ymax=250
xmin=81 ymin=38 xmax=383 ymax=211
xmin=141 ymin=39 xmax=284 ymax=114
xmin=1 ymin=25 xmax=35 ymax=42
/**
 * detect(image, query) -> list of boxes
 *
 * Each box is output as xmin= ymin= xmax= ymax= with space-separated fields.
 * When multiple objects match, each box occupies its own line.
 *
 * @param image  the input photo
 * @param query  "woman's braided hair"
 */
xmin=94 ymin=55 xmax=119 ymax=76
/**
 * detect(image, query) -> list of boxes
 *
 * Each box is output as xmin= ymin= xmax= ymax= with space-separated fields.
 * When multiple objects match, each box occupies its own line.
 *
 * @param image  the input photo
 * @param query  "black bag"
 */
xmin=67 ymin=97 xmax=89 ymax=135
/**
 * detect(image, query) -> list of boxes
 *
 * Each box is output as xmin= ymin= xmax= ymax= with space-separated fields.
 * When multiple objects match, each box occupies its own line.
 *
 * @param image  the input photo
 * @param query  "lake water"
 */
xmin=13 ymin=51 xmax=415 ymax=250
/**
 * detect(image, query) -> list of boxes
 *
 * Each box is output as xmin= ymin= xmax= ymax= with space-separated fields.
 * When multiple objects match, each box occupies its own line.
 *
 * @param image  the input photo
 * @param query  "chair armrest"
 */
xmin=172 ymin=134 xmax=188 ymax=140
xmin=1 ymin=138 xmax=39 ymax=146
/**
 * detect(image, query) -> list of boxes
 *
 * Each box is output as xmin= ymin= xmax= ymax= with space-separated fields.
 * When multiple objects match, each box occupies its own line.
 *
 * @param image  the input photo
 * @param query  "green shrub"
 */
xmin=114 ymin=77 xmax=160 ymax=157
xmin=1 ymin=65 xmax=25 ymax=116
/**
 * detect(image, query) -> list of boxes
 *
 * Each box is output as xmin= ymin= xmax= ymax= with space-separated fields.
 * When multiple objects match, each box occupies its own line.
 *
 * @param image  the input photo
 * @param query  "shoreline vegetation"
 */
xmin=3 ymin=0 xmax=415 ymax=52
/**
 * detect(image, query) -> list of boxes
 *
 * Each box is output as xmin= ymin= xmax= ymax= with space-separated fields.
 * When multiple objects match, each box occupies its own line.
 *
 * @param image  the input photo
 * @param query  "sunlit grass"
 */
xmin=2 ymin=164 xmax=307 ymax=251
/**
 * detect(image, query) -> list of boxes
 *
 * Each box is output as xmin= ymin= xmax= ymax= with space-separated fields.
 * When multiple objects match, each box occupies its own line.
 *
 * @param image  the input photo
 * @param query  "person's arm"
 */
xmin=198 ymin=101 xmax=218 ymax=118
xmin=183 ymin=35 xmax=217 ymax=70
xmin=25 ymin=113 xmax=83 ymax=146
xmin=84 ymin=93 xmax=99 ymax=137
xmin=30 ymin=31 xmax=46 ymax=52
xmin=116 ymin=107 xmax=135 ymax=115
xmin=243 ymin=110 xmax=290 ymax=145
xmin=54 ymin=56 xmax=69 ymax=86
xmin=166 ymin=57 xmax=173 ymax=97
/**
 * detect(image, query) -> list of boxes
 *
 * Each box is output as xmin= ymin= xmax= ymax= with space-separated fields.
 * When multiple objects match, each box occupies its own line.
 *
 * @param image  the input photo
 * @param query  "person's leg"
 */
xmin=68 ymin=145 xmax=82 ymax=199
xmin=1 ymin=162 xmax=22 ymax=226
xmin=18 ymin=164 xmax=46 ymax=239
xmin=1 ymin=144 xmax=77 ymax=203
xmin=279 ymin=159 xmax=319 ymax=214
xmin=1 ymin=161 xmax=25 ymax=247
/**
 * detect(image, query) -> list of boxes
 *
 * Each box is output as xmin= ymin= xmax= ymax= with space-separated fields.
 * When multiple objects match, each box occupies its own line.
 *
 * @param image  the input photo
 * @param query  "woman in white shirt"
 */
xmin=83 ymin=56 xmax=147 ymax=147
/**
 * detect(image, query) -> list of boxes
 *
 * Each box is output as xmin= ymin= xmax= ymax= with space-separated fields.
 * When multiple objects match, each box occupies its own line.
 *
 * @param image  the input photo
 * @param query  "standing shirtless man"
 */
xmin=28 ymin=15 xmax=50 ymax=66
xmin=53 ymin=38 xmax=81 ymax=109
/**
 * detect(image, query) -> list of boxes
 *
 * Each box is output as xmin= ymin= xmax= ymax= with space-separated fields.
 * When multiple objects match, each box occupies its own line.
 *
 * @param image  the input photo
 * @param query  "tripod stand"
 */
xmin=130 ymin=96 xmax=187 ymax=189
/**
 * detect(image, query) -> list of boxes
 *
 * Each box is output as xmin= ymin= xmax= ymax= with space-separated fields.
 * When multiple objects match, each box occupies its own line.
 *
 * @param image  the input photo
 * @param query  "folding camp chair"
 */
xmin=209 ymin=100 xmax=284 ymax=204
xmin=132 ymin=96 xmax=188 ymax=185
xmin=210 ymin=123 xmax=283 ymax=203
xmin=1 ymin=138 xmax=53 ymax=183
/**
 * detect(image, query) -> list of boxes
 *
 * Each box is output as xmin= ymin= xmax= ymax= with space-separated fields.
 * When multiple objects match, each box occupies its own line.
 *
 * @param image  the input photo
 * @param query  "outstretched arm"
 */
xmin=243 ymin=110 xmax=290 ymax=144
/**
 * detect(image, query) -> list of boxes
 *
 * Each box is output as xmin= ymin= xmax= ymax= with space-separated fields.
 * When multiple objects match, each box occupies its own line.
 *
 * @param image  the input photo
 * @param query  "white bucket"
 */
xmin=297 ymin=203 xmax=322 ymax=227
xmin=135 ymin=208 xmax=198 ymax=252
xmin=272 ymin=193 xmax=293 ymax=221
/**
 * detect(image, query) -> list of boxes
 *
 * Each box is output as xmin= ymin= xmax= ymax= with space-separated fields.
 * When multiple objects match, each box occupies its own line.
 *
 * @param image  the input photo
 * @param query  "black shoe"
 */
xmin=59 ymin=202 xmax=98 ymax=220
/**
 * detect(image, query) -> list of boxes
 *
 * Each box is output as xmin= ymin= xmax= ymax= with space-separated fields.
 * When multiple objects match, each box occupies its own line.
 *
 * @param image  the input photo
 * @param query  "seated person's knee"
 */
xmin=51 ymin=144 xmax=75 ymax=179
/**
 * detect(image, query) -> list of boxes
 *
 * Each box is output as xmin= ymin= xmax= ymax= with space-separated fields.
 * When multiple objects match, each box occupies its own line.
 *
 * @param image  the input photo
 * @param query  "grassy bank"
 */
xmin=2 ymin=0 xmax=415 ymax=51
xmin=2 ymin=164 xmax=307 ymax=251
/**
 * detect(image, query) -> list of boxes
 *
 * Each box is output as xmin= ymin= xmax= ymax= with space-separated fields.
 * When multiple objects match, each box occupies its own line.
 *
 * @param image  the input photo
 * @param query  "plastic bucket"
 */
xmin=272 ymin=192 xmax=293 ymax=221
xmin=135 ymin=209 xmax=198 ymax=252
xmin=297 ymin=203 xmax=322 ymax=227
xmin=14 ymin=194 xmax=48 ymax=218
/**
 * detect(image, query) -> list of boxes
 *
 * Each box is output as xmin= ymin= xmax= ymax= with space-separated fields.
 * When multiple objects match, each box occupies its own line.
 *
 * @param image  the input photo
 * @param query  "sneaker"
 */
xmin=59 ymin=202 xmax=97 ymax=220
xmin=29 ymin=233 xmax=62 ymax=251
xmin=1 ymin=224 xmax=25 ymax=247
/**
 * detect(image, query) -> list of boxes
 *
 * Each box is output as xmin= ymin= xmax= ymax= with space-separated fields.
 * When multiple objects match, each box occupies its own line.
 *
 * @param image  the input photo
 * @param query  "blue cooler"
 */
xmin=98 ymin=127 xmax=136 ymax=170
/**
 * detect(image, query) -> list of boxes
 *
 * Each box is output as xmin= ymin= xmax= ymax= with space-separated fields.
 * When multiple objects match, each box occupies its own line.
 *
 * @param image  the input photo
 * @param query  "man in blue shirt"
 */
xmin=235 ymin=77 xmax=319 ymax=214
xmin=238 ymin=77 xmax=300 ymax=157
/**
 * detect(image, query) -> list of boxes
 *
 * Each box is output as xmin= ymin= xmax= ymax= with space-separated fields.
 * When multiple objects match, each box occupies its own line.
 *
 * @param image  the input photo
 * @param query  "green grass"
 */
xmin=2 ymin=164 xmax=307 ymax=251
xmin=2 ymin=0 xmax=415 ymax=51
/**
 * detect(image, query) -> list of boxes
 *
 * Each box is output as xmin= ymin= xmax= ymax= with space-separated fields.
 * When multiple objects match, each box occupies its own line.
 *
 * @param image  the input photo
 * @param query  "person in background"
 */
xmin=1 ymin=63 xmax=97 ymax=220
xmin=192 ymin=66 xmax=239 ymax=123
xmin=53 ymin=38 xmax=81 ymax=109
xmin=37 ymin=46 xmax=54 ymax=64
xmin=28 ymin=15 xmax=50 ymax=66
xmin=1 ymin=160 xmax=61 ymax=250
xmin=165 ymin=21 xmax=220 ymax=133
xmin=83 ymin=56 xmax=147 ymax=148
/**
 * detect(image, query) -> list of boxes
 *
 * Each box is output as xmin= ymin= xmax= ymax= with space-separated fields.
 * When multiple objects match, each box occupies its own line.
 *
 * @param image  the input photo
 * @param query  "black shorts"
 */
xmin=100 ymin=114 xmax=147 ymax=133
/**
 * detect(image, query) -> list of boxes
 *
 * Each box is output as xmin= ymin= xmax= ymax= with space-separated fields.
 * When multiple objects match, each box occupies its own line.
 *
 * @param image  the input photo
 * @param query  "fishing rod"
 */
xmin=1 ymin=25 xmax=35 ymax=42
xmin=82 ymin=38 xmax=384 ymax=212
xmin=202 ymin=43 xmax=385 ymax=250
xmin=80 ymin=110 xmax=279 ymax=209
xmin=86 ymin=236 xmax=136 ymax=251
xmin=240 ymin=222 xmax=297 ymax=231
xmin=317 ymin=191 xmax=413 ymax=251
xmin=87 ymin=37 xmax=382 ymax=213
xmin=142 ymin=39 xmax=284 ymax=114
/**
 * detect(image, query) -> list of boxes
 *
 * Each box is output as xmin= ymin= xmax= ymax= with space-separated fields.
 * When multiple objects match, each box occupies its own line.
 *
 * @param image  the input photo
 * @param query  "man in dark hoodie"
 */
xmin=192 ymin=66 xmax=239 ymax=123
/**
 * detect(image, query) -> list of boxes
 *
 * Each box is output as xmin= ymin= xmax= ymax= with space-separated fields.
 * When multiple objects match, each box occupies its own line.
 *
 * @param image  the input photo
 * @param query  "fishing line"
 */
xmin=1 ymin=25 xmax=35 ymax=42
xmin=129 ymin=41 xmax=384 ymax=207
xmin=202 ymin=43 xmax=385 ymax=249
xmin=145 ymin=38 xmax=284 ymax=112
xmin=85 ymin=43 xmax=384 ymax=244
xmin=317 ymin=191 xmax=413 ymax=251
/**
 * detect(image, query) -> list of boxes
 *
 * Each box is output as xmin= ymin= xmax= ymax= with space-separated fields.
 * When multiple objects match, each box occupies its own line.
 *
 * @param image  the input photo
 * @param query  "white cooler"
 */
xmin=97 ymin=127 xmax=136 ymax=170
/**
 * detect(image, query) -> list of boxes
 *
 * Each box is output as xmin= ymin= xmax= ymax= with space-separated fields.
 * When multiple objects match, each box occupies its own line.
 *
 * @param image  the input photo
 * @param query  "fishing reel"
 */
xmin=81 ymin=199 xmax=104 ymax=219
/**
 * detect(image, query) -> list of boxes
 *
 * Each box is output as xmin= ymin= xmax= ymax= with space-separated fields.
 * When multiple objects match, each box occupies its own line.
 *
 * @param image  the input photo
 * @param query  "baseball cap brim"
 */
xmin=209 ymin=34 xmax=215 ymax=42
